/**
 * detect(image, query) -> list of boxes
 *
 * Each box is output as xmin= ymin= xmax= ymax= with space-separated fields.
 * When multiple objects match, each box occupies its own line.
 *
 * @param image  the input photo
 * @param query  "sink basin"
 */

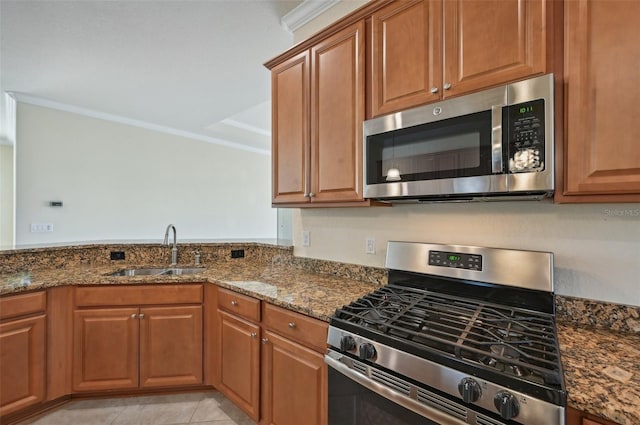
xmin=108 ymin=268 xmax=168 ymax=276
xmin=163 ymin=267 xmax=207 ymax=276
xmin=107 ymin=267 xmax=206 ymax=277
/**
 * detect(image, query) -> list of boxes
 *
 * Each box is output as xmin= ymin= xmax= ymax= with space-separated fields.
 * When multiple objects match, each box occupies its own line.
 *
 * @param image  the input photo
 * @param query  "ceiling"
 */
xmin=0 ymin=0 xmax=305 ymax=153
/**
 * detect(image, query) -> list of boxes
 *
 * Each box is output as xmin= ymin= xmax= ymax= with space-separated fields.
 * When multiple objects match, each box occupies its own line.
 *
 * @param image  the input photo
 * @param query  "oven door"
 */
xmin=326 ymin=351 xmax=478 ymax=425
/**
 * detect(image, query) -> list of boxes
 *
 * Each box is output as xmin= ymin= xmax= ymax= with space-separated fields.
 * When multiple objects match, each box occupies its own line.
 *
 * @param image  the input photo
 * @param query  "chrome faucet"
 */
xmin=162 ymin=224 xmax=178 ymax=266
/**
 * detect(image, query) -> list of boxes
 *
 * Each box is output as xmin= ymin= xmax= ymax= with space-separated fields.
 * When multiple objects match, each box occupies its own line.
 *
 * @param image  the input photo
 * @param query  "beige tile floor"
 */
xmin=18 ymin=392 xmax=257 ymax=425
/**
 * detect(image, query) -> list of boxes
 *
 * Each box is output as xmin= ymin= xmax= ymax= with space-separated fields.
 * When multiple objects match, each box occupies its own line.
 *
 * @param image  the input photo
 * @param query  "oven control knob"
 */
xmin=494 ymin=391 xmax=520 ymax=420
xmin=358 ymin=343 xmax=376 ymax=361
xmin=457 ymin=377 xmax=481 ymax=403
xmin=340 ymin=335 xmax=356 ymax=352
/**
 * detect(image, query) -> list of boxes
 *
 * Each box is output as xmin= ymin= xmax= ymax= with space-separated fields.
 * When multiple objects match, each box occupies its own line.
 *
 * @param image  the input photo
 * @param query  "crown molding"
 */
xmin=281 ymin=0 xmax=341 ymax=33
xmin=9 ymin=93 xmax=270 ymax=156
xmin=221 ymin=118 xmax=271 ymax=137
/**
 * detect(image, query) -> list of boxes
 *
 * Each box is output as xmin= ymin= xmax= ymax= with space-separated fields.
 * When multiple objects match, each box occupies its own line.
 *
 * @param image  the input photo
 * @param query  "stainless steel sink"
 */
xmin=108 ymin=268 xmax=168 ymax=276
xmin=107 ymin=267 xmax=205 ymax=277
xmin=163 ymin=267 xmax=206 ymax=275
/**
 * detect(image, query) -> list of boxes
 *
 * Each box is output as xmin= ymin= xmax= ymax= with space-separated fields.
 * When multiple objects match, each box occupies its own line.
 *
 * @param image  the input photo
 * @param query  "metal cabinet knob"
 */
xmin=288 ymin=322 xmax=296 ymax=329
xmin=131 ymin=314 xmax=137 ymax=319
xmin=443 ymin=82 xmax=452 ymax=90
xmin=261 ymin=338 xmax=269 ymax=344
xmin=139 ymin=313 xmax=145 ymax=319
xmin=250 ymin=332 xmax=257 ymax=339
xmin=231 ymin=300 xmax=238 ymax=306
xmin=303 ymin=193 xmax=310 ymax=198
xmin=430 ymin=87 xmax=438 ymax=93
xmin=309 ymin=192 xmax=315 ymax=198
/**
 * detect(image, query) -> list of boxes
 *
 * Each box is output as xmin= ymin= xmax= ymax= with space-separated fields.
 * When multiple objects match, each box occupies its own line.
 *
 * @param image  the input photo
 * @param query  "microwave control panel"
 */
xmin=506 ymin=99 xmax=545 ymax=173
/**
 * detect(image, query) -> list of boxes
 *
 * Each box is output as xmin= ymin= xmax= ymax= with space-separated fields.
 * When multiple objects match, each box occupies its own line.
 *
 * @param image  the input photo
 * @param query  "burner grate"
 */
xmin=335 ymin=284 xmax=562 ymax=387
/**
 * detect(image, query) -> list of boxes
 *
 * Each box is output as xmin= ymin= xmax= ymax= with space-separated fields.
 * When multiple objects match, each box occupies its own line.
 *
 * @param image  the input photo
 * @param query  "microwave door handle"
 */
xmin=491 ymin=105 xmax=504 ymax=173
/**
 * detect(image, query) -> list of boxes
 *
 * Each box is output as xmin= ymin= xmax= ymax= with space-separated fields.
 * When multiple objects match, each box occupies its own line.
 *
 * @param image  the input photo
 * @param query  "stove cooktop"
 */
xmin=331 ymin=282 xmax=565 ymax=404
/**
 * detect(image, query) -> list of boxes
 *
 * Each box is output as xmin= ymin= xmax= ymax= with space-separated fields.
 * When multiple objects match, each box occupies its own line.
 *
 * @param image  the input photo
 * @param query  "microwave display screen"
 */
xmin=366 ymin=110 xmax=492 ymax=185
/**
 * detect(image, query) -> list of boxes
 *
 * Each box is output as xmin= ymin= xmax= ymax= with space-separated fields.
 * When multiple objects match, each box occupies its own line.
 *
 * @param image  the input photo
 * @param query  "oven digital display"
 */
xmin=429 ymin=251 xmax=482 ymax=271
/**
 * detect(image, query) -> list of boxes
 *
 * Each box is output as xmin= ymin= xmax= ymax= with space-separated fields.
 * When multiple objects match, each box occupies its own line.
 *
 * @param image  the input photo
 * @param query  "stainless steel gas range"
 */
xmin=325 ymin=242 xmax=566 ymax=425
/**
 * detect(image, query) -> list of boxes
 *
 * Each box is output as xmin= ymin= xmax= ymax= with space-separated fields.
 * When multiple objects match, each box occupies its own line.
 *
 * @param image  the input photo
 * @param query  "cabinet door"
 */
xmin=370 ymin=0 xmax=442 ymax=117
xmin=261 ymin=331 xmax=327 ymax=425
xmin=217 ymin=311 xmax=260 ymax=421
xmin=563 ymin=0 xmax=640 ymax=199
xmin=72 ymin=308 xmax=139 ymax=391
xmin=443 ymin=0 xmax=545 ymax=98
xmin=310 ymin=20 xmax=365 ymax=203
xmin=272 ymin=51 xmax=311 ymax=204
xmin=139 ymin=306 xmax=202 ymax=388
xmin=0 ymin=315 xmax=45 ymax=416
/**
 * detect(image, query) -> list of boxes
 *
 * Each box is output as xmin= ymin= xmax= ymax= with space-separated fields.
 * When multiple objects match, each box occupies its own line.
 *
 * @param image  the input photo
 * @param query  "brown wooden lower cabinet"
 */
xmin=0 ymin=314 xmax=46 ymax=416
xmin=566 ymin=406 xmax=621 ymax=425
xmin=214 ymin=289 xmax=328 ymax=425
xmin=139 ymin=305 xmax=203 ymax=388
xmin=216 ymin=310 xmax=261 ymax=422
xmin=72 ymin=307 xmax=140 ymax=391
xmin=72 ymin=287 xmax=204 ymax=393
xmin=261 ymin=330 xmax=327 ymax=425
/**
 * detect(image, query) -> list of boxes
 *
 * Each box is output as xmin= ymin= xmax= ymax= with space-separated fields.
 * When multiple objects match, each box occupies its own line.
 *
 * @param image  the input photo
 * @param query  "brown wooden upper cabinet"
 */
xmin=270 ymin=21 xmax=367 ymax=206
xmin=370 ymin=0 xmax=547 ymax=118
xmin=560 ymin=0 xmax=640 ymax=202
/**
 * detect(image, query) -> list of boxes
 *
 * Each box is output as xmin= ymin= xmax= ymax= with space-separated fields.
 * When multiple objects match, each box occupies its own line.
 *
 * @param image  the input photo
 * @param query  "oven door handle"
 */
xmin=325 ymin=352 xmax=470 ymax=425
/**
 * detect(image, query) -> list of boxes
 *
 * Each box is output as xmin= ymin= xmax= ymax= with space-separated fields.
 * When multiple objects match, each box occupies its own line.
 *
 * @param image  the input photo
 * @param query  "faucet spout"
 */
xmin=162 ymin=224 xmax=178 ymax=266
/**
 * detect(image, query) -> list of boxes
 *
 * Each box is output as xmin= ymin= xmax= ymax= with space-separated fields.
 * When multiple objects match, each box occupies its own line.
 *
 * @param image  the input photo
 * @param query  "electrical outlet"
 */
xmin=302 ymin=230 xmax=311 ymax=247
xmin=110 ymin=251 xmax=126 ymax=261
xmin=30 ymin=223 xmax=54 ymax=233
xmin=366 ymin=237 xmax=376 ymax=254
xmin=231 ymin=249 xmax=245 ymax=258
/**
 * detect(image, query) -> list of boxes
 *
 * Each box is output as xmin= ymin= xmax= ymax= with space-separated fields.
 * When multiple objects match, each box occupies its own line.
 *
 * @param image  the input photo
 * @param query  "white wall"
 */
xmin=15 ymin=103 xmax=276 ymax=245
xmin=0 ymin=144 xmax=14 ymax=248
xmin=293 ymin=203 xmax=640 ymax=306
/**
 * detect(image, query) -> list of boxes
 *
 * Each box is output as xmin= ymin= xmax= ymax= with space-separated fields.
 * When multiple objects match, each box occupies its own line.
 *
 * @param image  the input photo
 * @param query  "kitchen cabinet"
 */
xmin=369 ymin=0 xmax=547 ymax=117
xmin=215 ymin=288 xmax=261 ymax=421
xmin=213 ymin=288 xmax=329 ymax=425
xmin=271 ymin=51 xmax=310 ymax=204
xmin=0 ymin=291 xmax=46 ymax=417
xmin=72 ymin=285 xmax=203 ymax=392
xmin=261 ymin=304 xmax=328 ymax=425
xmin=270 ymin=20 xmax=369 ymax=207
xmin=566 ymin=406 xmax=620 ymax=425
xmin=72 ymin=307 xmax=139 ymax=391
xmin=559 ymin=0 xmax=640 ymax=202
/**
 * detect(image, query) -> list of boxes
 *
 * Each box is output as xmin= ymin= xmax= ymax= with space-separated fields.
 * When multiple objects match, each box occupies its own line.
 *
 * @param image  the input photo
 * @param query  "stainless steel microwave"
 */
xmin=363 ymin=74 xmax=555 ymax=202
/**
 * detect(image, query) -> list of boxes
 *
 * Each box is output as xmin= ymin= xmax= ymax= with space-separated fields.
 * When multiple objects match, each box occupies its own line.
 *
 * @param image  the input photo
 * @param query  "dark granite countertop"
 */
xmin=557 ymin=322 xmax=640 ymax=425
xmin=0 ymin=259 xmax=378 ymax=321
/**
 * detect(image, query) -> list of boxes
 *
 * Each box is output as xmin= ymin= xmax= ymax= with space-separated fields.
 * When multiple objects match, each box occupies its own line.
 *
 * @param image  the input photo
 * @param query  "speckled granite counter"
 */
xmin=0 ymin=259 xmax=381 ymax=321
xmin=1 ymin=243 xmax=639 ymax=425
xmin=557 ymin=323 xmax=640 ymax=425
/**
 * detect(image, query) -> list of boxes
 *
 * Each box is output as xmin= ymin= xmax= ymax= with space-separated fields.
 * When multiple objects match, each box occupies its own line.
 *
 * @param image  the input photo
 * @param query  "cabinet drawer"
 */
xmin=0 ymin=291 xmax=47 ymax=321
xmin=263 ymin=303 xmax=328 ymax=352
xmin=217 ymin=288 xmax=260 ymax=322
xmin=75 ymin=285 xmax=203 ymax=307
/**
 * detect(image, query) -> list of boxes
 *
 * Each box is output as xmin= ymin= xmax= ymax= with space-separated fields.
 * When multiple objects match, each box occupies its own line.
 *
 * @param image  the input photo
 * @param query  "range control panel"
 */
xmin=428 ymin=251 xmax=483 ymax=271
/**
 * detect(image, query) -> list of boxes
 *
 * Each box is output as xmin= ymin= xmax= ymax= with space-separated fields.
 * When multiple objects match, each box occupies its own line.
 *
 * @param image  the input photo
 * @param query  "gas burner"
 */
xmin=490 ymin=344 xmax=521 ymax=360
